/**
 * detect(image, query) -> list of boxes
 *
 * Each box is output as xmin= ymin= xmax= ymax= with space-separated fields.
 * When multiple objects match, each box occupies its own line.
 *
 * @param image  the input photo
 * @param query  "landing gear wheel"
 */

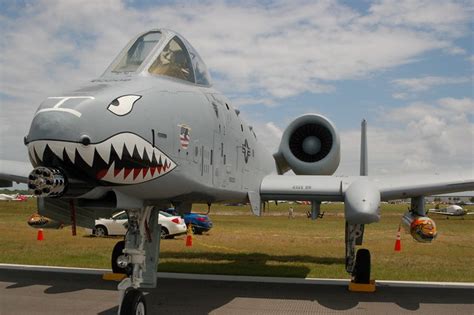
xmin=352 ymin=248 xmax=371 ymax=283
xmin=112 ymin=241 xmax=131 ymax=275
xmin=120 ymin=289 xmax=146 ymax=315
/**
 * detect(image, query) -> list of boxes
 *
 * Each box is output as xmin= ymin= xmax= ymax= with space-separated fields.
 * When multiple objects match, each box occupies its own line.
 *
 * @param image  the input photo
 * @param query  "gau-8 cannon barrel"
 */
xmin=28 ymin=167 xmax=67 ymax=197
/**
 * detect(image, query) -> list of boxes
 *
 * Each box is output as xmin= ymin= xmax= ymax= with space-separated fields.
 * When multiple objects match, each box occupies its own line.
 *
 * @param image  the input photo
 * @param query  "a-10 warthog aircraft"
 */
xmin=1 ymin=29 xmax=473 ymax=314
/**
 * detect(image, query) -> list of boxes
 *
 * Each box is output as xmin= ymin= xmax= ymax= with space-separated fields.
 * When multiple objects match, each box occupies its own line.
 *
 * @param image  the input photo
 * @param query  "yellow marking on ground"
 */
xmin=348 ymin=280 xmax=376 ymax=292
xmin=102 ymin=273 xmax=126 ymax=281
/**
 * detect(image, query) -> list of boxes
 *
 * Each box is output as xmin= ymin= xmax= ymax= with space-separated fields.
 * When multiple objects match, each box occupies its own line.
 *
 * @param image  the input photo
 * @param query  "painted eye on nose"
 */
xmin=107 ymin=95 xmax=142 ymax=116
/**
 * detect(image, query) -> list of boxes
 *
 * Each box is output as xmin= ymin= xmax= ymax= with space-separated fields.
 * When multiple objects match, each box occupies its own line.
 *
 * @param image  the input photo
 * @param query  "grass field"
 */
xmin=0 ymin=200 xmax=473 ymax=282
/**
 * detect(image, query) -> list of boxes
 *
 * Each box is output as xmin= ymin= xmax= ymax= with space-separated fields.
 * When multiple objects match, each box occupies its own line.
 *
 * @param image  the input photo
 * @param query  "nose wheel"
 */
xmin=120 ymin=289 xmax=146 ymax=315
xmin=115 ymin=206 xmax=162 ymax=315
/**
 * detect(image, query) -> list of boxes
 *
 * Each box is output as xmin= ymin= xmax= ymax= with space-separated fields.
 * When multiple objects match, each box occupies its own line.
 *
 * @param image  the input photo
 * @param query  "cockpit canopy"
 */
xmin=105 ymin=29 xmax=211 ymax=86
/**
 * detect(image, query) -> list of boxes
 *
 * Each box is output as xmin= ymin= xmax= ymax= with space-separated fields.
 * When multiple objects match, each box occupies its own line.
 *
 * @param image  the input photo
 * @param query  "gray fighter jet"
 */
xmin=1 ymin=29 xmax=473 ymax=314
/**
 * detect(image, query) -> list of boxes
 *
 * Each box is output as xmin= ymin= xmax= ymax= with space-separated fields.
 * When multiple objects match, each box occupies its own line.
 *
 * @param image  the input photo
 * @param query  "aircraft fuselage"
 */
xmin=26 ymin=75 xmax=274 ymax=205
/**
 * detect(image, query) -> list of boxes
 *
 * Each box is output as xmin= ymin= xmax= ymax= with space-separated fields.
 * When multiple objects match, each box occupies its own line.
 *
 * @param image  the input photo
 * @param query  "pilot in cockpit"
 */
xmin=149 ymin=38 xmax=193 ymax=82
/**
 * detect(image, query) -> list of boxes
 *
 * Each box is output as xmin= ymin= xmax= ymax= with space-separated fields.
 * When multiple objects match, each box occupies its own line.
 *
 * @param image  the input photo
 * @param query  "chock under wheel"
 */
xmin=348 ymin=280 xmax=376 ymax=292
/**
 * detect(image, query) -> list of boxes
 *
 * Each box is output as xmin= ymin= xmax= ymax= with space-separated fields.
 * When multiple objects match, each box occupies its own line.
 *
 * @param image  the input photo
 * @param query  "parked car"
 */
xmin=163 ymin=208 xmax=213 ymax=234
xmin=89 ymin=210 xmax=187 ymax=238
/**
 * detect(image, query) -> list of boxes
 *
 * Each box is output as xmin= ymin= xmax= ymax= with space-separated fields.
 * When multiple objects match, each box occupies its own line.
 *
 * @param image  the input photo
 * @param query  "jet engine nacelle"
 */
xmin=273 ymin=114 xmax=340 ymax=175
xmin=401 ymin=212 xmax=437 ymax=243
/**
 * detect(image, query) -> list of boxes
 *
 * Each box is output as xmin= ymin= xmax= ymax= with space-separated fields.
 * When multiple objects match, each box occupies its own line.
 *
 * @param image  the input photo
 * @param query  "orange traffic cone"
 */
xmin=37 ymin=228 xmax=44 ymax=241
xmin=394 ymin=225 xmax=401 ymax=251
xmin=185 ymin=224 xmax=193 ymax=247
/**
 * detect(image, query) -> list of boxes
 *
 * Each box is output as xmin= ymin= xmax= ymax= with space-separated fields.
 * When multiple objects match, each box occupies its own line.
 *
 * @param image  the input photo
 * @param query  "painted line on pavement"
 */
xmin=0 ymin=263 xmax=473 ymax=289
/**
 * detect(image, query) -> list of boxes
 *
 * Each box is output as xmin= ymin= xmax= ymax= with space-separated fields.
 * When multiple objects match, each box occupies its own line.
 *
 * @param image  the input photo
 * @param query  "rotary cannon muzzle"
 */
xmin=28 ymin=167 xmax=67 ymax=197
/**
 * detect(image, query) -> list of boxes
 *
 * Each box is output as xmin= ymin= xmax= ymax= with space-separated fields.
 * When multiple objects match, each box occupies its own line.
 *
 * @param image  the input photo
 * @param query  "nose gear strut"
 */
xmin=116 ymin=206 xmax=162 ymax=315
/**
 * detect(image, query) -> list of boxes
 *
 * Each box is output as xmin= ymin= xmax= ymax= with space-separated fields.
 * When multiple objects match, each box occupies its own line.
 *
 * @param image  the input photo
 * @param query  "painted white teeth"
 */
xmin=27 ymin=133 xmax=176 ymax=184
xmin=64 ymin=144 xmax=76 ymax=163
xmin=123 ymin=136 xmax=135 ymax=158
xmin=96 ymin=142 xmax=111 ymax=164
xmin=114 ymin=168 xmax=125 ymax=180
xmin=35 ymin=142 xmax=47 ymax=162
xmin=145 ymin=146 xmax=154 ymax=162
xmin=135 ymin=141 xmax=144 ymax=160
xmin=111 ymin=137 xmax=124 ymax=159
xmin=76 ymin=145 xmax=95 ymax=167
xmin=28 ymin=145 xmax=37 ymax=164
xmin=48 ymin=143 xmax=65 ymax=161
xmin=101 ymin=161 xmax=116 ymax=181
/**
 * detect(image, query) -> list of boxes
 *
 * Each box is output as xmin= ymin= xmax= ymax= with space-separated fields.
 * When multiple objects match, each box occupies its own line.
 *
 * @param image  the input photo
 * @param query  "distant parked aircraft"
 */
xmin=0 ymin=193 xmax=28 ymax=201
xmin=428 ymin=205 xmax=474 ymax=218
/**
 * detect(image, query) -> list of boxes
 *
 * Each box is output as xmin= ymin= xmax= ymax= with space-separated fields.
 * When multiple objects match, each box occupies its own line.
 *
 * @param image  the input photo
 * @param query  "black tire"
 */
xmin=160 ymin=227 xmax=169 ymax=239
xmin=191 ymin=226 xmax=202 ymax=235
xmin=353 ymin=248 xmax=371 ymax=284
xmin=120 ymin=289 xmax=146 ymax=315
xmin=94 ymin=225 xmax=108 ymax=237
xmin=112 ymin=241 xmax=131 ymax=275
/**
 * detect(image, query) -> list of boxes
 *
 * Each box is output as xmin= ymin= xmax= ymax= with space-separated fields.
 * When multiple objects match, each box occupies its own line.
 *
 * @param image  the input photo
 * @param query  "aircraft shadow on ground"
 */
xmin=97 ymin=279 xmax=474 ymax=314
xmin=158 ymin=250 xmax=344 ymax=278
xmin=1 ymin=267 xmax=473 ymax=313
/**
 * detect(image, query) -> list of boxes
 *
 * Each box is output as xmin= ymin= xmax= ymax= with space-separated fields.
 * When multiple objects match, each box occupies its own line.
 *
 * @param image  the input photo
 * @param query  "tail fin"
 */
xmin=360 ymin=119 xmax=368 ymax=176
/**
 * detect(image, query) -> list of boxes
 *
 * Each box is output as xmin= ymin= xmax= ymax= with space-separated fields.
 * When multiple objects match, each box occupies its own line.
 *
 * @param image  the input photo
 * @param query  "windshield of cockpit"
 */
xmin=112 ymin=31 xmax=161 ymax=73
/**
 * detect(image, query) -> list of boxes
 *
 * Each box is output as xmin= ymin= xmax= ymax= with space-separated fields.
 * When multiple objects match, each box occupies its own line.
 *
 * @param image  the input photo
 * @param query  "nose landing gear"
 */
xmin=115 ymin=206 xmax=162 ymax=315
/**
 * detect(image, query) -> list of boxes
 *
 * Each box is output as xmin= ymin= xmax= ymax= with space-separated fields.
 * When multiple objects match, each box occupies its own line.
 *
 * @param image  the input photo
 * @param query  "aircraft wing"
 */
xmin=260 ymin=173 xmax=474 ymax=202
xmin=427 ymin=210 xmax=455 ymax=216
xmin=0 ymin=160 xmax=32 ymax=186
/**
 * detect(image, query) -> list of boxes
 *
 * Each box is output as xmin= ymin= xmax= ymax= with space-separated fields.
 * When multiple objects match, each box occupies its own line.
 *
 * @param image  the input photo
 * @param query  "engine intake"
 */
xmin=274 ymin=114 xmax=340 ymax=175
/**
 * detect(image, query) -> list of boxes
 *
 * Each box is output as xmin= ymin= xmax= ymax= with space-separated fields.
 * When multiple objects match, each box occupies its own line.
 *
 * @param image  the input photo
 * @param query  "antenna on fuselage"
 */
xmin=360 ymin=119 xmax=368 ymax=176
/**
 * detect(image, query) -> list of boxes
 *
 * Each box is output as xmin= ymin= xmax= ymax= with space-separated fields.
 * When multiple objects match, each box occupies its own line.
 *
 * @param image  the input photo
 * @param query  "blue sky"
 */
xmin=0 ymin=0 xmax=472 ymax=176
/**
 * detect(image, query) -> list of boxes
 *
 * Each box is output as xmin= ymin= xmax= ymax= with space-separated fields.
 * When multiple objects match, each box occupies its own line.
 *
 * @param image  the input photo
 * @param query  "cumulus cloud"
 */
xmin=392 ymin=76 xmax=470 ymax=92
xmin=364 ymin=0 xmax=471 ymax=36
xmin=343 ymin=97 xmax=474 ymax=175
xmin=249 ymin=97 xmax=473 ymax=175
xmin=0 ymin=0 xmax=472 ymax=164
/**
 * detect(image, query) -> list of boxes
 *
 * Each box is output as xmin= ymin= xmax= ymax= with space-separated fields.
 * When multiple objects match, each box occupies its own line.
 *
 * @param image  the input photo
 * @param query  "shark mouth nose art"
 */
xmin=27 ymin=133 xmax=176 ymax=184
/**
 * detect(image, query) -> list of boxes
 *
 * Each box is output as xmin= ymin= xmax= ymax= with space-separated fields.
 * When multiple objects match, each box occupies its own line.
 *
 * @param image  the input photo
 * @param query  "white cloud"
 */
xmin=438 ymin=97 xmax=474 ymax=112
xmin=392 ymin=76 xmax=470 ymax=92
xmin=356 ymin=97 xmax=473 ymax=174
xmin=250 ymin=97 xmax=473 ymax=175
xmin=364 ymin=0 xmax=471 ymax=36
xmin=1 ymin=0 xmax=470 ymax=102
xmin=392 ymin=92 xmax=409 ymax=100
xmin=0 ymin=0 xmax=472 ymax=164
xmin=444 ymin=46 xmax=466 ymax=55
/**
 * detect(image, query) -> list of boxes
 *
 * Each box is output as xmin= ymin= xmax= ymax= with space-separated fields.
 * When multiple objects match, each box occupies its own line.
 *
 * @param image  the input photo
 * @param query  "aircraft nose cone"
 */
xmin=27 ymin=111 xmax=82 ymax=143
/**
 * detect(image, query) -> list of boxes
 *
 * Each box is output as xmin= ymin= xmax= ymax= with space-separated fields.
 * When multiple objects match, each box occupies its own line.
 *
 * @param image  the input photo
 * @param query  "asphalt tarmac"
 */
xmin=0 ymin=265 xmax=473 ymax=314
